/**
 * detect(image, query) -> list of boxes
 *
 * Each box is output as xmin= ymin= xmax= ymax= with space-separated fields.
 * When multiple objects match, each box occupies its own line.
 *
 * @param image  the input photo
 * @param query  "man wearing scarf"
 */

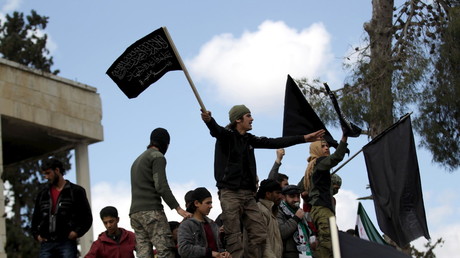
xmin=277 ymin=185 xmax=315 ymax=258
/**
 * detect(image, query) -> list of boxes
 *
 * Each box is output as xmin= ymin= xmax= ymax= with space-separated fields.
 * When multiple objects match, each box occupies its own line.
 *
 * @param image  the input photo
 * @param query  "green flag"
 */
xmin=355 ymin=202 xmax=387 ymax=245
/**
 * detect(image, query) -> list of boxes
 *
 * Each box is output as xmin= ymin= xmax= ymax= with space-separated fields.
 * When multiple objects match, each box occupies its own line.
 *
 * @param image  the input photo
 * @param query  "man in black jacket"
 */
xmin=201 ymin=105 xmax=324 ymax=258
xmin=32 ymin=158 xmax=93 ymax=258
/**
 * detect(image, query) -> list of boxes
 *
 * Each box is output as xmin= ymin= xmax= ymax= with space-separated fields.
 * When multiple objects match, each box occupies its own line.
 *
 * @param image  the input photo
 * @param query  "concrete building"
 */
xmin=0 ymin=58 xmax=103 ymax=257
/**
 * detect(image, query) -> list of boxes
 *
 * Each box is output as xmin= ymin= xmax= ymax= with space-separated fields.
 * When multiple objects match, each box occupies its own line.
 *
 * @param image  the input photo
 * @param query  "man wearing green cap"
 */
xmin=201 ymin=105 xmax=325 ymax=258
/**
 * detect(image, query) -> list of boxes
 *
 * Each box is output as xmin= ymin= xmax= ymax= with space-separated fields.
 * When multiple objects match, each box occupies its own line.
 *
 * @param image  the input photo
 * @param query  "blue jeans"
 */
xmin=39 ymin=239 xmax=77 ymax=258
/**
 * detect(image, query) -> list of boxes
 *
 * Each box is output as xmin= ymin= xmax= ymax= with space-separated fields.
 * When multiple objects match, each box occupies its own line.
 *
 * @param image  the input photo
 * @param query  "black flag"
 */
xmin=338 ymin=231 xmax=410 ymax=258
xmin=282 ymin=74 xmax=338 ymax=148
xmin=106 ymin=27 xmax=182 ymax=98
xmin=362 ymin=114 xmax=430 ymax=247
xmin=323 ymin=83 xmax=362 ymax=137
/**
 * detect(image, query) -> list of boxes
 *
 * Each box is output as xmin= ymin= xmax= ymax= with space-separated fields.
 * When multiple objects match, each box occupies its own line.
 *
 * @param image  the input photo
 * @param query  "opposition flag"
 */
xmin=106 ymin=27 xmax=182 ymax=98
xmin=355 ymin=202 xmax=387 ymax=245
xmin=362 ymin=114 xmax=430 ymax=247
xmin=282 ymin=74 xmax=338 ymax=148
xmin=323 ymin=83 xmax=362 ymax=137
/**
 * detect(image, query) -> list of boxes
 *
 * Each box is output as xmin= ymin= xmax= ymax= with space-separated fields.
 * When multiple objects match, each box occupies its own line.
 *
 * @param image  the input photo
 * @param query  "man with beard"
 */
xmin=256 ymin=179 xmax=283 ymax=258
xmin=32 ymin=158 xmax=93 ymax=258
xmin=277 ymin=185 xmax=315 ymax=258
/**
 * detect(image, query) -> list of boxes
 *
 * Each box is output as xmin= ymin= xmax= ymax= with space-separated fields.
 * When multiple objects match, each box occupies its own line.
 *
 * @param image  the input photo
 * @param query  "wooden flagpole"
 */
xmin=162 ymin=26 xmax=207 ymax=112
xmin=331 ymin=149 xmax=363 ymax=175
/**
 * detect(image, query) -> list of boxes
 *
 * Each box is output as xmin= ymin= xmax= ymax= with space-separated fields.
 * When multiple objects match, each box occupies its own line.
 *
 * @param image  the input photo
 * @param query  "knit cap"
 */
xmin=331 ymin=174 xmax=342 ymax=187
xmin=229 ymin=105 xmax=251 ymax=123
xmin=191 ymin=187 xmax=212 ymax=202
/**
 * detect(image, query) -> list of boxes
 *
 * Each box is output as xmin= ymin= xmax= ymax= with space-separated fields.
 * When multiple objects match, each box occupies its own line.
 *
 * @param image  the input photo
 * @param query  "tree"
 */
xmin=298 ymin=0 xmax=460 ymax=171
xmin=415 ymin=5 xmax=460 ymax=170
xmin=0 ymin=10 xmax=59 ymax=74
xmin=0 ymin=10 xmax=67 ymax=257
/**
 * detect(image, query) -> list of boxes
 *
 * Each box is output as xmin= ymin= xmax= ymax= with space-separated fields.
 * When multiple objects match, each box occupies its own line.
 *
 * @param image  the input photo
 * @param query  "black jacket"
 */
xmin=31 ymin=180 xmax=93 ymax=241
xmin=205 ymin=118 xmax=305 ymax=191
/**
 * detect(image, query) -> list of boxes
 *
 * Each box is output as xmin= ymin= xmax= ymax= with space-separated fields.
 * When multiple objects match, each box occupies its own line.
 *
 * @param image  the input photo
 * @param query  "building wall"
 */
xmin=0 ymin=58 xmax=103 ymax=142
xmin=0 ymin=58 xmax=103 ymax=256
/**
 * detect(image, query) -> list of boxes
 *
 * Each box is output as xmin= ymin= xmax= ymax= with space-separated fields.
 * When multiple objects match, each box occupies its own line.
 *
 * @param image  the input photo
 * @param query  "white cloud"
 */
xmin=90 ymin=181 xmax=134 ymax=237
xmin=89 ymin=181 xmax=222 ymax=240
xmin=335 ymin=189 xmax=360 ymax=231
xmin=411 ymin=224 xmax=460 ymax=258
xmin=90 ymin=182 xmax=460 ymax=257
xmin=89 ymin=181 xmax=358 ymax=238
xmin=428 ymin=204 xmax=454 ymax=226
xmin=188 ymin=20 xmax=335 ymax=116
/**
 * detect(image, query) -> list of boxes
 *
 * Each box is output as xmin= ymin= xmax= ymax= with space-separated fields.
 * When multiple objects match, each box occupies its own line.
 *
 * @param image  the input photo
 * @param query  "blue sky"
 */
xmin=2 ymin=0 xmax=460 ymax=256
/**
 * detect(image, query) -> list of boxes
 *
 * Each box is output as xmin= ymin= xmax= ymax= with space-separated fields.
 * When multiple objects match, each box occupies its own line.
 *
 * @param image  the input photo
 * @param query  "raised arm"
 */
xmin=303 ymin=129 xmax=326 ymax=142
xmin=268 ymin=149 xmax=284 ymax=180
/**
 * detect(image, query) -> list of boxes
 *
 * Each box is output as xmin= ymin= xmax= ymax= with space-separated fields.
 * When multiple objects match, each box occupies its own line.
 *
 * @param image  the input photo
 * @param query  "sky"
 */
xmin=2 ymin=0 xmax=460 ymax=256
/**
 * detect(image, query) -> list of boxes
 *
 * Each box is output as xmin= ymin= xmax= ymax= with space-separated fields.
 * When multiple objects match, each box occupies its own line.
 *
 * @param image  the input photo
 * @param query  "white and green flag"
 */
xmin=355 ymin=202 xmax=387 ymax=245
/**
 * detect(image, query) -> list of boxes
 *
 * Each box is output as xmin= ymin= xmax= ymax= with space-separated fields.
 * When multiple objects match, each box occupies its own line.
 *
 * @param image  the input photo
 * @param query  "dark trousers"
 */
xmin=39 ymin=239 xmax=77 ymax=258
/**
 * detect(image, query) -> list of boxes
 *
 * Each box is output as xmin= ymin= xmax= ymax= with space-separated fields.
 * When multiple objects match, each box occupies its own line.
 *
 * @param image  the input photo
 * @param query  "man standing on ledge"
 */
xmin=129 ymin=128 xmax=192 ymax=258
xmin=201 ymin=105 xmax=325 ymax=258
xmin=32 ymin=158 xmax=93 ymax=258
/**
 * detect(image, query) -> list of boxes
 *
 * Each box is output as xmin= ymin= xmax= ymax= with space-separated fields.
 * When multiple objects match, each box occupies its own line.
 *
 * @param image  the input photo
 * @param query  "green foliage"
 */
xmin=297 ymin=0 xmax=460 ymax=170
xmin=5 ymin=218 xmax=40 ymax=258
xmin=0 ymin=10 xmax=59 ymax=74
xmin=415 ymin=6 xmax=460 ymax=171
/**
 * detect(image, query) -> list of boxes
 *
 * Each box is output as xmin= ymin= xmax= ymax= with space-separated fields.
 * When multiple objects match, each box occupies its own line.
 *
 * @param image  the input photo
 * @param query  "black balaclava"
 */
xmin=150 ymin=128 xmax=170 ymax=155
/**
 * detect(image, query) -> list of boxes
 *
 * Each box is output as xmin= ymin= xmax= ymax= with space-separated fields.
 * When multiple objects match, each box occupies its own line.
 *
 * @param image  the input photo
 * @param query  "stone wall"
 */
xmin=0 ymin=58 xmax=103 ymax=142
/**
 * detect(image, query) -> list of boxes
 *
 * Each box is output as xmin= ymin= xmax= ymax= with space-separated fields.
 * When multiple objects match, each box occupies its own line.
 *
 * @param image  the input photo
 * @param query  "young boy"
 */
xmin=86 ymin=206 xmax=136 ymax=258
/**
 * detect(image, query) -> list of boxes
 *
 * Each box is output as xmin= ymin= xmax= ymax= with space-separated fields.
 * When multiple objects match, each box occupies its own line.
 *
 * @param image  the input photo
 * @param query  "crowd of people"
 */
xmin=31 ymin=104 xmax=349 ymax=258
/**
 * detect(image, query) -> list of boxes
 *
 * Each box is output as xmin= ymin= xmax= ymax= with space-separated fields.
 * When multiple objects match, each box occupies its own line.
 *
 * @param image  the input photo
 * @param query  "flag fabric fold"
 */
xmin=362 ymin=114 xmax=430 ymax=247
xmin=323 ymin=83 xmax=362 ymax=137
xmin=106 ymin=27 xmax=182 ymax=98
xmin=338 ymin=231 xmax=410 ymax=258
xmin=355 ymin=202 xmax=387 ymax=245
xmin=282 ymin=74 xmax=338 ymax=148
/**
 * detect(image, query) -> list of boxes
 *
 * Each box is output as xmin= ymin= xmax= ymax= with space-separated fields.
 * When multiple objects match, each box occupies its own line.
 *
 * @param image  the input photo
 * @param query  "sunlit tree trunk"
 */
xmin=364 ymin=0 xmax=395 ymax=138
